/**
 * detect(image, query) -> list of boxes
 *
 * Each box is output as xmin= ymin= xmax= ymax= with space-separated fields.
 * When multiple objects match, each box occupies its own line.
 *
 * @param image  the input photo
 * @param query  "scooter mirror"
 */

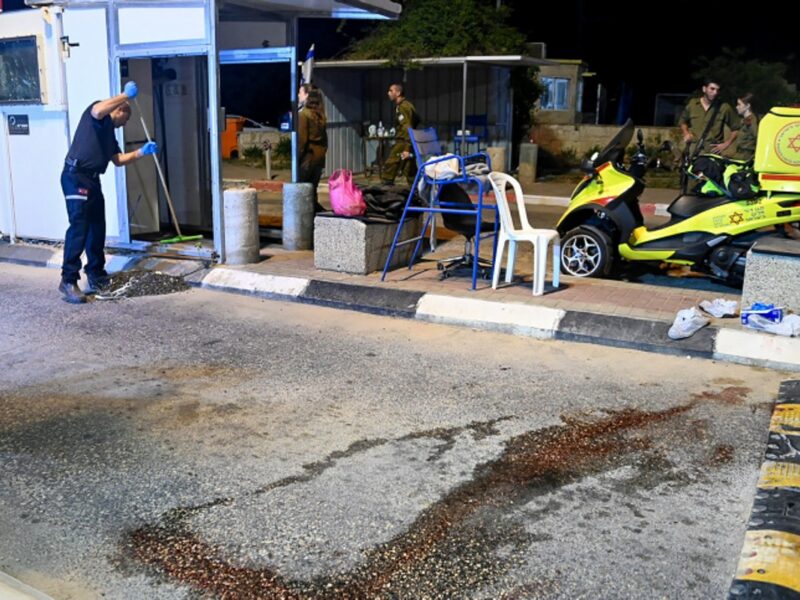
xmin=637 ymin=129 xmax=644 ymax=143
xmin=660 ymin=140 xmax=673 ymax=152
xmin=591 ymin=151 xmax=599 ymax=161
xmin=580 ymin=156 xmax=596 ymax=173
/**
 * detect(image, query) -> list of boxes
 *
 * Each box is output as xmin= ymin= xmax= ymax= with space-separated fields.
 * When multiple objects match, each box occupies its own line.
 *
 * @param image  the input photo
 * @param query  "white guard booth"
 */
xmin=0 ymin=0 xmax=399 ymax=261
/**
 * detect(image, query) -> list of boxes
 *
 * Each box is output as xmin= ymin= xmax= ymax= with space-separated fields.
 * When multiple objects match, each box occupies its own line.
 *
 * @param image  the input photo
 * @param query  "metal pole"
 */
xmin=595 ymin=82 xmax=602 ymax=125
xmin=461 ymin=60 xmax=468 ymax=152
xmin=265 ymin=147 xmax=272 ymax=180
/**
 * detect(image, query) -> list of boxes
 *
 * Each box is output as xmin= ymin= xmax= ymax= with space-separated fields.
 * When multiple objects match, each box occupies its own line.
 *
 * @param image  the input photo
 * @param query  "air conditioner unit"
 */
xmin=526 ymin=42 xmax=546 ymax=59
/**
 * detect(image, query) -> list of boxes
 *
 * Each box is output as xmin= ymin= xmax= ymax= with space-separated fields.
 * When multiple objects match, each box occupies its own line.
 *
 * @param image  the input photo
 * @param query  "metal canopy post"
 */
xmin=460 ymin=60 xmax=467 ymax=151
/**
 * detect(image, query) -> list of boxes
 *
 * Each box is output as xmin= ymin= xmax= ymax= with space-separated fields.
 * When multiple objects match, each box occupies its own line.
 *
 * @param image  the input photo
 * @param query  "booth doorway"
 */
xmin=122 ymin=55 xmax=212 ymax=246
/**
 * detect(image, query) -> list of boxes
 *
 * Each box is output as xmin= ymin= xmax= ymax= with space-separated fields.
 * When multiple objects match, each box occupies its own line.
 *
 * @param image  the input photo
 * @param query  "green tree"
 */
xmin=692 ymin=48 xmax=799 ymax=112
xmin=347 ymin=0 xmax=526 ymax=62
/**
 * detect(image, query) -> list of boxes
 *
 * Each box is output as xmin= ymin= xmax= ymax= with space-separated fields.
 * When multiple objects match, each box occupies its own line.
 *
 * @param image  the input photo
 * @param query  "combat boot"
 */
xmin=58 ymin=280 xmax=87 ymax=304
xmin=85 ymin=274 xmax=111 ymax=295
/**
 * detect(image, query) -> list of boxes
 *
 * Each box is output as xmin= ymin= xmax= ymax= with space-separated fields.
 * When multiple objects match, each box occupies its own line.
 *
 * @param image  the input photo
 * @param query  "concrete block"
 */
xmin=314 ymin=215 xmax=421 ymax=275
xmin=741 ymin=237 xmax=800 ymax=313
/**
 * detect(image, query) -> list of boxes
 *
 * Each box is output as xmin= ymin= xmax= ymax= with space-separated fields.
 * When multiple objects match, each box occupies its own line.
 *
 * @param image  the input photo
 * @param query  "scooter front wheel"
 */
xmin=560 ymin=226 xmax=613 ymax=277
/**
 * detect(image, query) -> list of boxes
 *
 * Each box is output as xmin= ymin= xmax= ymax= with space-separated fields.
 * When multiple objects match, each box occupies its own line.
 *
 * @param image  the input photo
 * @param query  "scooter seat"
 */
xmin=666 ymin=194 xmax=732 ymax=219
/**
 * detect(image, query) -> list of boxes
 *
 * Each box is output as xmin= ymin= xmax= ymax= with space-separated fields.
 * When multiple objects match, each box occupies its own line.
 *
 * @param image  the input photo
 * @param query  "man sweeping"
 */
xmin=58 ymin=80 xmax=158 ymax=304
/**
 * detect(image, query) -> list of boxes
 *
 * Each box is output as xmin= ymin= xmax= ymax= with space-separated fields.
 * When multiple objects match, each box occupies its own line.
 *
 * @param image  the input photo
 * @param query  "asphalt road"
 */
xmin=0 ymin=263 xmax=788 ymax=599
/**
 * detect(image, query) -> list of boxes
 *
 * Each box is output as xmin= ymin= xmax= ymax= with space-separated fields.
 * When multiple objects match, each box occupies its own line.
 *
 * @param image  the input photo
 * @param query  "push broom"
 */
xmin=132 ymin=97 xmax=202 ymax=245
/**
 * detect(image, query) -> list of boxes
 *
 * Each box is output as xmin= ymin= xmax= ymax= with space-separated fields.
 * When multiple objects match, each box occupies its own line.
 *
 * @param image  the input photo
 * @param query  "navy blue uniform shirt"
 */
xmin=66 ymin=102 xmax=122 ymax=174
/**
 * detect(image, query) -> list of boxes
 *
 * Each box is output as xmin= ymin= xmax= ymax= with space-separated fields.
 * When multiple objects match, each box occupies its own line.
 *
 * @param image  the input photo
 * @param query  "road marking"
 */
xmin=735 ymin=529 xmax=800 ymax=593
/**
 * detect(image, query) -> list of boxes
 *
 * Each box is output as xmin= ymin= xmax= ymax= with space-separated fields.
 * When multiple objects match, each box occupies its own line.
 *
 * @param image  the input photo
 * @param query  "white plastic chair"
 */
xmin=487 ymin=172 xmax=560 ymax=296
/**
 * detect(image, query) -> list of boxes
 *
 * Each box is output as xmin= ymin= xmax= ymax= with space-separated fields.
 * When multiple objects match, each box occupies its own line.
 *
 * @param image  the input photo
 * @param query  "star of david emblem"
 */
xmin=789 ymin=134 xmax=800 ymax=153
xmin=729 ymin=211 xmax=744 ymax=225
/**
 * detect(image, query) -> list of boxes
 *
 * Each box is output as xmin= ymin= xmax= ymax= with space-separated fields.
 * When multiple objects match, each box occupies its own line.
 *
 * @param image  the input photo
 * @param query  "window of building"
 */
xmin=540 ymin=77 xmax=570 ymax=111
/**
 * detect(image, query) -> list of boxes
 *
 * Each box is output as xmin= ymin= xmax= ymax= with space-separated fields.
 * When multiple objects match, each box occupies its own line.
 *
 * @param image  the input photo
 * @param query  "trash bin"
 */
xmin=222 ymin=116 xmax=246 ymax=159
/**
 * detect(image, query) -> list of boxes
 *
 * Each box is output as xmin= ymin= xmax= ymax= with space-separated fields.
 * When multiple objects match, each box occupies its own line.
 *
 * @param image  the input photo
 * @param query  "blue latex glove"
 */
xmin=139 ymin=141 xmax=158 ymax=156
xmin=123 ymin=81 xmax=138 ymax=99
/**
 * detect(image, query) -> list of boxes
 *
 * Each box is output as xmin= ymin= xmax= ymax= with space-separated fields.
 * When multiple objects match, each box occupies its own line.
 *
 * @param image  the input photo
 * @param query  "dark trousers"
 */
xmin=60 ymin=169 xmax=107 ymax=283
xmin=381 ymin=141 xmax=417 ymax=186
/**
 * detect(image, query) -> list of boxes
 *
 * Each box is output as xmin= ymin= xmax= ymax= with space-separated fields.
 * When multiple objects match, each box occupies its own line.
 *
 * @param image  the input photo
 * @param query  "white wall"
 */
xmin=0 ymin=8 xmax=70 ymax=240
xmin=217 ymin=21 xmax=286 ymax=50
xmin=118 ymin=6 xmax=206 ymax=45
xmin=62 ymin=7 xmax=120 ymax=239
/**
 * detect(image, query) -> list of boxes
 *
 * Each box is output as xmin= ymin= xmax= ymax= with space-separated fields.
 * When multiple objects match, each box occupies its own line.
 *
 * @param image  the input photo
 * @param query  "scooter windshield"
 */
xmin=594 ymin=118 xmax=634 ymax=166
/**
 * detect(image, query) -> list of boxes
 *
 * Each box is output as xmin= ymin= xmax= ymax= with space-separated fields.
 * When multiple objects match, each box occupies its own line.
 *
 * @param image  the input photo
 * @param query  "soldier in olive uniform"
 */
xmin=298 ymin=84 xmax=328 ymax=212
xmin=679 ymin=78 xmax=739 ymax=154
xmin=734 ymin=93 xmax=758 ymax=161
xmin=381 ymin=83 xmax=420 ymax=186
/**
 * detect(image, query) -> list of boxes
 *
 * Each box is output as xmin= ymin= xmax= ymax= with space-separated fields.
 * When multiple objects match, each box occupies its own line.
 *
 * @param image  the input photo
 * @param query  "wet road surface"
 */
xmin=0 ymin=262 xmax=787 ymax=599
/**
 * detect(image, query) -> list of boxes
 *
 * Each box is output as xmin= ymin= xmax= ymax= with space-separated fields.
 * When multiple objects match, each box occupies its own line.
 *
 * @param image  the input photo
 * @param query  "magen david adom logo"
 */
xmin=774 ymin=121 xmax=800 ymax=167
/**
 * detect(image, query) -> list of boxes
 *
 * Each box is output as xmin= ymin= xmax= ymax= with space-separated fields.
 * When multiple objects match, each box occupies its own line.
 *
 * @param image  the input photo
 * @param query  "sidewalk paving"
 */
xmin=3 ymin=230 xmax=799 ymax=372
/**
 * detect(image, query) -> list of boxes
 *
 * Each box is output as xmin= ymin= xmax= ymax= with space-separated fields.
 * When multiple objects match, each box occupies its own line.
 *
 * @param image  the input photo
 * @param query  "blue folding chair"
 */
xmin=380 ymin=127 xmax=498 ymax=290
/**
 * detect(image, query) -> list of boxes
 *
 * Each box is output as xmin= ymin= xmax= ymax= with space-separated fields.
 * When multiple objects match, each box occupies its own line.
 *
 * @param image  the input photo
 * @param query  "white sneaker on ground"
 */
xmin=668 ymin=307 xmax=710 ymax=340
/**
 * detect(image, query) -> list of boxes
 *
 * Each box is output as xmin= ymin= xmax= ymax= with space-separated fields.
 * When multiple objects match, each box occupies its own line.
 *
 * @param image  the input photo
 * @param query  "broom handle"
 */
xmin=133 ymin=97 xmax=183 ymax=238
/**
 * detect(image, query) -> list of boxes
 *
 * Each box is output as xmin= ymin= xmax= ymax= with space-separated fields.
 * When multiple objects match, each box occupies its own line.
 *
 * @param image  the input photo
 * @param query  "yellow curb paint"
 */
xmin=757 ymin=461 xmax=800 ymax=489
xmin=735 ymin=529 xmax=800 ymax=593
xmin=770 ymin=404 xmax=800 ymax=435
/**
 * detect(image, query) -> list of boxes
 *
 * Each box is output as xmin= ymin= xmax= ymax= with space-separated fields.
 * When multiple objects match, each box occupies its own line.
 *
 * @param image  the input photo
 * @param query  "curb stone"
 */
xmin=2 ymin=244 xmax=798 ymax=372
xmin=728 ymin=380 xmax=800 ymax=600
xmin=0 ymin=571 xmax=55 ymax=600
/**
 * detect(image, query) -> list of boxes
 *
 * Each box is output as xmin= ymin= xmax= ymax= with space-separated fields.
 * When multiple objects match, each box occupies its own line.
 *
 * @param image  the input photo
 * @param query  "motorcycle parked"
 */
xmin=556 ymin=109 xmax=800 ymax=286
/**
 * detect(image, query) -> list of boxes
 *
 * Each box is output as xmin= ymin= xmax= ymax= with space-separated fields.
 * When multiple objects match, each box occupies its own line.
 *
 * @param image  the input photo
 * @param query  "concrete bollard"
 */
xmin=283 ymin=182 xmax=314 ymax=250
xmin=223 ymin=187 xmax=260 ymax=264
xmin=487 ymin=146 xmax=507 ymax=172
xmin=518 ymin=143 xmax=538 ymax=184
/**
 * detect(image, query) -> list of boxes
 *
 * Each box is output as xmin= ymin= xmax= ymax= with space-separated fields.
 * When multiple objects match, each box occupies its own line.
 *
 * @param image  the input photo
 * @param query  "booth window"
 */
xmin=0 ymin=36 xmax=41 ymax=104
xmin=540 ymin=77 xmax=569 ymax=111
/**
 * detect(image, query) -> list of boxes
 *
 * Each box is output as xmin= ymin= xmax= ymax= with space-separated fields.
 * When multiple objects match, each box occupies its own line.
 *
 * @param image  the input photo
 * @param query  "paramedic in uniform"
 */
xmin=58 ymin=80 xmax=158 ymax=304
xmin=381 ymin=83 xmax=420 ymax=186
xmin=678 ymin=78 xmax=739 ymax=155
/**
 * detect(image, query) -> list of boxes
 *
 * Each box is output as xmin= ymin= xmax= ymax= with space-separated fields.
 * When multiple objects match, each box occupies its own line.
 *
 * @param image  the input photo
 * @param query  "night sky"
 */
xmin=5 ymin=0 xmax=798 ymax=125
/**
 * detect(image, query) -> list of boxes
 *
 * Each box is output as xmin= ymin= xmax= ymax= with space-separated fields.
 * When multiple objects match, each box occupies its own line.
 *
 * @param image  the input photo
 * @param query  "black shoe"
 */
xmin=59 ymin=280 xmax=87 ymax=304
xmin=85 ymin=274 xmax=111 ymax=295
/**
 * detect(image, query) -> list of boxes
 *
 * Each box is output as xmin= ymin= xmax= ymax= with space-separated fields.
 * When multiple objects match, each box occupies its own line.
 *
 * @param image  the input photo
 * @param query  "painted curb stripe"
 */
xmin=766 ymin=432 xmax=800 ymax=464
xmin=714 ymin=329 xmax=800 ymax=370
xmin=299 ymin=280 xmax=423 ymax=317
xmin=748 ymin=488 xmax=800 ymax=538
xmin=201 ymin=269 xmax=308 ymax=297
xmin=730 ymin=381 xmax=800 ymax=599
xmin=734 ymin=530 xmax=800 ymax=593
xmin=0 ymin=245 xmax=60 ymax=268
xmin=757 ymin=462 xmax=800 ymax=489
xmin=781 ymin=381 xmax=800 ymax=402
xmin=556 ymin=311 xmax=716 ymax=357
xmin=0 ymin=571 xmax=54 ymax=600
xmin=415 ymin=294 xmax=564 ymax=338
xmin=771 ymin=405 xmax=800 ymax=436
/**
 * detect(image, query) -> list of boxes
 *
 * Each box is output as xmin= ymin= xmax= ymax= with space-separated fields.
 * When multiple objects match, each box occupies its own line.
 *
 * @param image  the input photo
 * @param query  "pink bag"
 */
xmin=328 ymin=169 xmax=366 ymax=217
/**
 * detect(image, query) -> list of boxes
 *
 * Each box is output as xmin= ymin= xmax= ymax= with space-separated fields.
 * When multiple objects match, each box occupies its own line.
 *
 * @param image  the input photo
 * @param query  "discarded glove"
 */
xmin=743 ymin=313 xmax=800 ymax=337
xmin=668 ymin=307 xmax=710 ymax=340
xmin=699 ymin=298 xmax=739 ymax=318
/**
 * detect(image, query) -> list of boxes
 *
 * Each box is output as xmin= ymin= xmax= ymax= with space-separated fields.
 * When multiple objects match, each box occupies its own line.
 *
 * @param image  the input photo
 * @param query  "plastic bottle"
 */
xmin=377 ymin=121 xmax=385 ymax=137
